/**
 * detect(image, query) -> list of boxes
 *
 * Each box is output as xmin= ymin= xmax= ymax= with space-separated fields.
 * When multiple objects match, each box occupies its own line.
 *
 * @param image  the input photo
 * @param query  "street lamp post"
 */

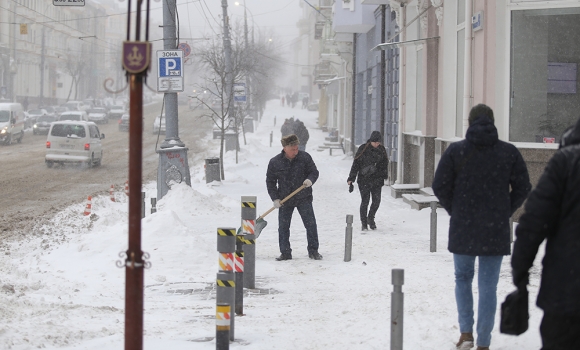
xmin=234 ymin=1 xmax=253 ymax=119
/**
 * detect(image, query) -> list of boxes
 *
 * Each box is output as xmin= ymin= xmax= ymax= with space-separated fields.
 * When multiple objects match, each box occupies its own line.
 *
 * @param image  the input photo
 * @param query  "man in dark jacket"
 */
xmin=432 ymin=104 xmax=531 ymax=350
xmin=280 ymin=117 xmax=294 ymax=137
xmin=347 ymin=131 xmax=389 ymax=230
xmin=266 ymin=134 xmax=322 ymax=261
xmin=294 ymin=119 xmax=309 ymax=151
xmin=511 ymin=117 xmax=580 ymax=349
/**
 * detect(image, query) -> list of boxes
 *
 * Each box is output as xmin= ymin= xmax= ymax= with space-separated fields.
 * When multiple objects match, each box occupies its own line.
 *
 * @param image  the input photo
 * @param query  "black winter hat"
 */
xmin=369 ymin=131 xmax=382 ymax=143
xmin=281 ymin=134 xmax=300 ymax=147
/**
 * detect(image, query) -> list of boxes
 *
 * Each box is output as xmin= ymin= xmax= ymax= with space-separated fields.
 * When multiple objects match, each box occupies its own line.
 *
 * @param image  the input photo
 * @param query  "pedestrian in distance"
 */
xmin=432 ymin=104 xmax=531 ymax=350
xmin=294 ymin=119 xmax=309 ymax=152
xmin=347 ymin=131 xmax=389 ymax=231
xmin=511 ymin=117 xmax=580 ymax=349
xmin=266 ymin=134 xmax=322 ymax=261
xmin=281 ymin=96 xmax=285 ymax=107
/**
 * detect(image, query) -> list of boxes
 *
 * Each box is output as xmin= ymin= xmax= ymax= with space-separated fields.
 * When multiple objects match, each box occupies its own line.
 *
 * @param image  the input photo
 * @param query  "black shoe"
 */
xmin=368 ymin=218 xmax=376 ymax=230
xmin=275 ymin=253 xmax=292 ymax=261
xmin=362 ymin=223 xmax=368 ymax=231
xmin=308 ymin=251 xmax=323 ymax=260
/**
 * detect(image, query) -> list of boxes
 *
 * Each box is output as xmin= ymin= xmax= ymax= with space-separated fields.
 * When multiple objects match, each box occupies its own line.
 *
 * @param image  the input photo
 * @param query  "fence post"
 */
xmin=241 ymin=196 xmax=257 ymax=289
xmin=217 ymin=228 xmax=236 ymax=341
xmin=270 ymin=131 xmax=273 ymax=148
xmin=151 ymin=198 xmax=157 ymax=214
xmin=344 ymin=214 xmax=353 ymax=262
xmin=215 ymin=303 xmax=230 ymax=350
xmin=430 ymin=201 xmax=437 ymax=252
xmin=391 ymin=269 xmax=404 ymax=350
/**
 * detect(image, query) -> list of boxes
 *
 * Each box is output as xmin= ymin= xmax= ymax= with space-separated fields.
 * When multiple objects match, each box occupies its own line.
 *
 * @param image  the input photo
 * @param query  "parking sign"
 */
xmin=157 ymin=50 xmax=184 ymax=92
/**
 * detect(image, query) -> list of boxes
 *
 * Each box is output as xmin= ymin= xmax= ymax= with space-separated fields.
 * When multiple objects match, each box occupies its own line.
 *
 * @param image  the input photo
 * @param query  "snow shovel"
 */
xmin=238 ymin=184 xmax=307 ymax=238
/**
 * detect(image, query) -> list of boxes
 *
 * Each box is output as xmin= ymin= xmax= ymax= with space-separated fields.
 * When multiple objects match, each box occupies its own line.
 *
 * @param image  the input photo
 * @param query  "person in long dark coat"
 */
xmin=347 ymin=130 xmax=389 ymax=230
xmin=280 ymin=118 xmax=294 ymax=137
xmin=432 ymin=104 xmax=531 ymax=350
xmin=266 ymin=134 xmax=322 ymax=261
xmin=294 ymin=119 xmax=309 ymax=151
xmin=511 ymin=117 xmax=580 ymax=349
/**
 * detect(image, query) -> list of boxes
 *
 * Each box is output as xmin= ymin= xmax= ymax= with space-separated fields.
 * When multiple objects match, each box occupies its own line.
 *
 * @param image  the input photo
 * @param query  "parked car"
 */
xmin=25 ymin=108 xmax=48 ymax=127
xmin=153 ymin=115 xmax=166 ymax=134
xmin=87 ymin=108 xmax=109 ymax=124
xmin=63 ymin=101 xmax=87 ymax=112
xmin=45 ymin=121 xmax=105 ymax=168
xmin=33 ymin=115 xmax=58 ymax=135
xmin=58 ymin=111 xmax=88 ymax=122
xmin=39 ymin=106 xmax=57 ymax=118
xmin=118 ymin=113 xmax=129 ymax=131
xmin=53 ymin=106 xmax=69 ymax=117
xmin=307 ymin=99 xmax=319 ymax=111
xmin=108 ymin=105 xmax=126 ymax=119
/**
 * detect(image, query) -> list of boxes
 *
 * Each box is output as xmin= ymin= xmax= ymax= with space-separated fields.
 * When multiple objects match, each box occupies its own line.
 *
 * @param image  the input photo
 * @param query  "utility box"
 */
xmin=225 ymin=131 xmax=238 ymax=152
xmin=205 ymin=157 xmax=220 ymax=183
xmin=244 ymin=117 xmax=254 ymax=133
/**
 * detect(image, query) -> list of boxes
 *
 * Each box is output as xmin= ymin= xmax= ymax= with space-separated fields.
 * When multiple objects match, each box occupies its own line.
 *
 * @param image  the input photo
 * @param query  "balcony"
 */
xmin=332 ymin=0 xmax=377 ymax=34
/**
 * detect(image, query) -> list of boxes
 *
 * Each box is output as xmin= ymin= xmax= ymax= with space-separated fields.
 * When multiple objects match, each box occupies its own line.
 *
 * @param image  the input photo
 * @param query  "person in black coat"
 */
xmin=432 ymin=104 xmax=531 ymax=350
xmin=294 ymin=119 xmax=309 ymax=151
xmin=280 ymin=117 xmax=294 ymax=137
xmin=347 ymin=131 xmax=389 ymax=230
xmin=511 ymin=117 xmax=580 ymax=349
xmin=266 ymin=134 xmax=322 ymax=261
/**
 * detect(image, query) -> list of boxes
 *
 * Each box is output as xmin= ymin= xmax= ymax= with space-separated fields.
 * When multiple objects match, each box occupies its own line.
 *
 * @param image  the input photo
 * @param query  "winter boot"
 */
xmin=456 ymin=333 xmax=474 ymax=349
xmin=361 ymin=223 xmax=368 ymax=231
xmin=476 ymin=347 xmax=489 ymax=350
xmin=368 ymin=217 xmax=377 ymax=230
xmin=275 ymin=253 xmax=292 ymax=261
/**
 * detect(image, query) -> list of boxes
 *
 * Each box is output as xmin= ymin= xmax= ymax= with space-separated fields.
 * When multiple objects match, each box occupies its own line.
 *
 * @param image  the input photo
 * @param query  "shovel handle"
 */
xmin=258 ymin=184 xmax=307 ymax=220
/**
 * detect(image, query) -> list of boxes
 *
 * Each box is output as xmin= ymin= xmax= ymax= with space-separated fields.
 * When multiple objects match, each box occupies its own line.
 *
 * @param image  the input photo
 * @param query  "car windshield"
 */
xmin=0 ymin=111 xmax=9 ymax=122
xmin=64 ymin=103 xmax=78 ymax=110
xmin=40 ymin=107 xmax=55 ymax=113
xmin=28 ymin=109 xmax=43 ymax=115
xmin=89 ymin=109 xmax=106 ymax=113
xmin=51 ymin=124 xmax=86 ymax=138
xmin=37 ymin=116 xmax=56 ymax=122
xmin=60 ymin=114 xmax=81 ymax=121
xmin=111 ymin=106 xmax=124 ymax=110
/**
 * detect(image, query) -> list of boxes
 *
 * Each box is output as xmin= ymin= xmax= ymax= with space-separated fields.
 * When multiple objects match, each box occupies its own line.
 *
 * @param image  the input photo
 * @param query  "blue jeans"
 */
xmin=278 ymin=201 xmax=319 ymax=255
xmin=454 ymin=254 xmax=503 ymax=347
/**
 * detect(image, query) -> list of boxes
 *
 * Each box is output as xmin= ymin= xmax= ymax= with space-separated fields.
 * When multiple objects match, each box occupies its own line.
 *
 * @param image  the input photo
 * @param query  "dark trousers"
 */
xmin=540 ymin=312 xmax=580 ymax=349
xmin=278 ymin=201 xmax=319 ymax=255
xmin=359 ymin=183 xmax=382 ymax=224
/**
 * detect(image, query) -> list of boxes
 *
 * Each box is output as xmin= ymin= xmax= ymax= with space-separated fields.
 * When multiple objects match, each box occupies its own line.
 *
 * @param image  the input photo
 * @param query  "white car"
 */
xmin=63 ymin=101 xmax=87 ymax=112
xmin=45 ymin=121 xmax=105 ymax=168
xmin=58 ymin=111 xmax=88 ymax=122
xmin=153 ymin=115 xmax=166 ymax=134
xmin=87 ymin=108 xmax=109 ymax=124
xmin=108 ymin=105 xmax=126 ymax=119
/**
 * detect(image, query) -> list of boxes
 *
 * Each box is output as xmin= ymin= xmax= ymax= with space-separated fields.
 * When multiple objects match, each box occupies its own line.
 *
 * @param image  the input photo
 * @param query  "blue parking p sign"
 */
xmin=157 ymin=50 xmax=184 ymax=92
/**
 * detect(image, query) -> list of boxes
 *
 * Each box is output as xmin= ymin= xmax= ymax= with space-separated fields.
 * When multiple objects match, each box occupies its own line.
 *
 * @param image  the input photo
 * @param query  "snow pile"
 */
xmin=0 ymin=101 xmax=544 ymax=349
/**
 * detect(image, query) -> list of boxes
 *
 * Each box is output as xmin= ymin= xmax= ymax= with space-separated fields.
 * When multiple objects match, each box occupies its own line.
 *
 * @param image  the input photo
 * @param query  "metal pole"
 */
xmin=221 ymin=0 xmax=234 ymax=125
xmin=217 ymin=228 xmax=236 ymax=341
xmin=241 ymin=196 xmax=256 ymax=289
xmin=391 ymin=269 xmax=404 ymax=350
xmin=430 ymin=201 xmax=437 ymax=253
xmin=40 ymin=28 xmax=45 ymax=106
xmin=141 ymin=192 xmax=146 ymax=219
xmin=351 ymin=33 xmax=357 ymax=154
xmin=344 ymin=214 xmax=353 ymax=262
xmin=270 ymin=131 xmax=273 ymax=147
xmin=216 ymin=303 xmax=230 ymax=350
xmin=234 ymin=235 xmax=245 ymax=316
xmin=151 ymin=198 xmax=157 ymax=214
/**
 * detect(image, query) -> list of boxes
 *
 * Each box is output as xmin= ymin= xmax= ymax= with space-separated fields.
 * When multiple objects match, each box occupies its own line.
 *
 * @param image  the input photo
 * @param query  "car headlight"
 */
xmin=1 ymin=128 xmax=6 ymax=134
xmin=33 ymin=124 xmax=38 ymax=128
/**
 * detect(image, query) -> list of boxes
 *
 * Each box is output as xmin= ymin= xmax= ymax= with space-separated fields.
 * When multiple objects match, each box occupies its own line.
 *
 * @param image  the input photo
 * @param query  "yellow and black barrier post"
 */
xmin=215 ymin=303 xmax=230 ymax=350
xmin=216 ymin=227 xmax=236 ymax=341
xmin=241 ymin=196 xmax=257 ymax=289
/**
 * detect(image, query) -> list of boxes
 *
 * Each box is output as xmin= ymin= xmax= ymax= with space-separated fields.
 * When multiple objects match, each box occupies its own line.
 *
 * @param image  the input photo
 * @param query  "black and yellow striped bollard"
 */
xmin=217 ymin=227 xmax=236 ymax=341
xmin=241 ymin=196 xmax=257 ymax=289
xmin=216 ymin=303 xmax=230 ymax=350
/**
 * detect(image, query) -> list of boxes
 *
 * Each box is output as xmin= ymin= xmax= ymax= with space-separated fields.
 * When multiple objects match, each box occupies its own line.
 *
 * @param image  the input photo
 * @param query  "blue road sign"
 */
xmin=234 ymin=83 xmax=246 ymax=103
xmin=157 ymin=50 xmax=184 ymax=92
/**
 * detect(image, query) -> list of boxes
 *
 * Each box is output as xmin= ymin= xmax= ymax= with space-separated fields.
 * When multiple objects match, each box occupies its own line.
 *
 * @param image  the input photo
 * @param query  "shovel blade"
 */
xmin=254 ymin=218 xmax=268 ymax=238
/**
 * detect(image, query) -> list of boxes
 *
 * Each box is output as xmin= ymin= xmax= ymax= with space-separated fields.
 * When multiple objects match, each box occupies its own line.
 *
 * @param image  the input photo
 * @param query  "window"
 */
xmin=0 ymin=111 xmax=11 ymax=122
xmin=89 ymin=126 xmax=100 ymax=139
xmin=510 ymin=7 xmax=580 ymax=142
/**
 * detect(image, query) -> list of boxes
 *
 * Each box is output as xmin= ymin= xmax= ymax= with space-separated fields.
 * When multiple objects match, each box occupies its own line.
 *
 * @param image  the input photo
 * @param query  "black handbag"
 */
xmin=500 ymin=287 xmax=529 ymax=335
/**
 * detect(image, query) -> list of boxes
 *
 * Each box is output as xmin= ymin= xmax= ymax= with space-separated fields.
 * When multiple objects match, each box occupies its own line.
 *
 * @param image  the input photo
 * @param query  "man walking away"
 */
xmin=432 ymin=104 xmax=531 ymax=350
xmin=280 ymin=118 xmax=294 ymax=137
xmin=347 ymin=131 xmax=389 ymax=231
xmin=294 ymin=119 xmax=309 ymax=152
xmin=511 ymin=117 xmax=580 ymax=349
xmin=266 ymin=134 xmax=322 ymax=261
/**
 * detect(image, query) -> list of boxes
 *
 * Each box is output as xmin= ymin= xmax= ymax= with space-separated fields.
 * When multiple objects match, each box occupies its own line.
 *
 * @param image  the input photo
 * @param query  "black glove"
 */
xmin=349 ymin=184 xmax=354 ymax=193
xmin=512 ymin=269 xmax=529 ymax=291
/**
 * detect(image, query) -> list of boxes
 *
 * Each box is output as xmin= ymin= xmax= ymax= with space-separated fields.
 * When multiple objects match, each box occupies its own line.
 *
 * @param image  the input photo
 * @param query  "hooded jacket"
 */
xmin=266 ymin=150 xmax=319 ymax=207
xmin=347 ymin=133 xmax=389 ymax=188
xmin=512 ymin=117 xmax=580 ymax=315
xmin=432 ymin=116 xmax=531 ymax=256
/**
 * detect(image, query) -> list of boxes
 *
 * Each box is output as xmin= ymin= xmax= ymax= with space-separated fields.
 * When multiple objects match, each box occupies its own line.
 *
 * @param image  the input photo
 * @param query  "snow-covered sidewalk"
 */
xmin=0 ymin=100 xmax=543 ymax=349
